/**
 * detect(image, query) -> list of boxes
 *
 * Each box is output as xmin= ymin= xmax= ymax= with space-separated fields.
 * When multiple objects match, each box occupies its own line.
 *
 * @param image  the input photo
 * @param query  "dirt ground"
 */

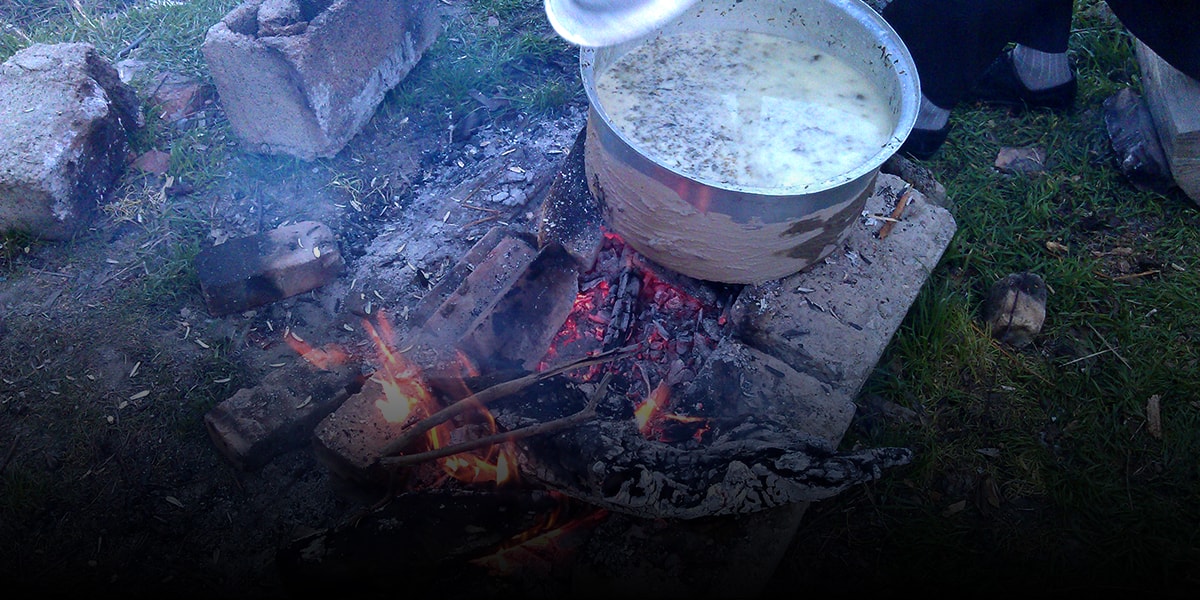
xmin=0 ymin=18 xmax=610 ymax=593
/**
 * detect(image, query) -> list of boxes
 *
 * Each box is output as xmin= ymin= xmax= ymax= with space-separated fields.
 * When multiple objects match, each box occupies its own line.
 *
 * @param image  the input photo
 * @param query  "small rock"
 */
xmin=131 ymin=149 xmax=171 ymax=174
xmin=994 ymin=146 xmax=1046 ymax=175
xmin=984 ymin=272 xmax=1047 ymax=347
xmin=1103 ymin=88 xmax=1174 ymax=193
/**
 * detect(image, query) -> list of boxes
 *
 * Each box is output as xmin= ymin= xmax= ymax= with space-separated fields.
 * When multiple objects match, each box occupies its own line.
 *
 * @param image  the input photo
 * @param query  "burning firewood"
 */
xmin=379 ymin=373 xmax=613 ymax=469
xmin=376 ymin=347 xmax=634 ymax=460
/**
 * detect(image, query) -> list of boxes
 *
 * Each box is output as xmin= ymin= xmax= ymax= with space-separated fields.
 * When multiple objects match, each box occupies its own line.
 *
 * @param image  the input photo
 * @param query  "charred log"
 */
xmin=514 ymin=416 xmax=911 ymax=520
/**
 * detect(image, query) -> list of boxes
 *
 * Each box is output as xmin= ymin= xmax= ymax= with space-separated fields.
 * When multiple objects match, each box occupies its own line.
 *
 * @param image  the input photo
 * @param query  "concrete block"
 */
xmin=729 ymin=173 xmax=957 ymax=428
xmin=195 ymin=220 xmax=345 ymax=317
xmin=201 ymin=0 xmax=440 ymax=160
xmin=0 ymin=43 xmax=143 ymax=239
xmin=1135 ymin=39 xmax=1200 ymax=202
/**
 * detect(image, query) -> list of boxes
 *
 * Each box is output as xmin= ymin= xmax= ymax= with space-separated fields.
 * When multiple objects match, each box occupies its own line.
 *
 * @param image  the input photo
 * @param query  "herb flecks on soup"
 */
xmin=595 ymin=30 xmax=892 ymax=189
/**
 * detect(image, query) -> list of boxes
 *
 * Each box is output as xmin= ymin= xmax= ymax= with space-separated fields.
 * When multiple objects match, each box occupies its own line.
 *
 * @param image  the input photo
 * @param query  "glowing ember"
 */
xmin=634 ymin=380 xmax=710 ymax=442
xmin=470 ymin=493 xmax=608 ymax=575
xmin=283 ymin=334 xmax=351 ymax=371
xmin=634 ymin=380 xmax=670 ymax=435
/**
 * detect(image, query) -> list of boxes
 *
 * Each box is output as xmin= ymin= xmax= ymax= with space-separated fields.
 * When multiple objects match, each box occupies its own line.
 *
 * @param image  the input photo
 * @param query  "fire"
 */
xmin=633 ymin=380 xmax=710 ymax=442
xmin=286 ymin=310 xmax=520 ymax=487
xmin=634 ymin=380 xmax=670 ymax=435
xmin=469 ymin=492 xmax=608 ymax=576
xmin=283 ymin=333 xmax=351 ymax=371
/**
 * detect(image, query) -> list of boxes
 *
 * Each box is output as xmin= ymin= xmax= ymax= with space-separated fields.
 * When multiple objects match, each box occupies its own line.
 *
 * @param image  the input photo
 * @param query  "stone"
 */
xmin=984 ymin=272 xmax=1047 ymax=348
xmin=1104 ymin=88 xmax=1175 ymax=193
xmin=201 ymin=0 xmax=440 ymax=160
xmin=995 ymin=146 xmax=1047 ymax=175
xmin=0 ymin=43 xmax=143 ymax=240
xmin=195 ymin=220 xmax=346 ymax=317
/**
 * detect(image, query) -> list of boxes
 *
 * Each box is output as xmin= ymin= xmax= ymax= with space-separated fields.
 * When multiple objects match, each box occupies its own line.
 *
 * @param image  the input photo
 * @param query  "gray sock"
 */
xmin=915 ymin=95 xmax=950 ymax=130
xmin=1011 ymin=45 xmax=1072 ymax=91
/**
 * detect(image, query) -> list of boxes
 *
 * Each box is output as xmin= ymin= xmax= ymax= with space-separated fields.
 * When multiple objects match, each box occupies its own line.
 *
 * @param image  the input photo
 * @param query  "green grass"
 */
xmin=384 ymin=1 xmax=579 ymax=124
xmin=0 ymin=0 xmax=237 ymax=76
xmin=798 ymin=1 xmax=1200 ymax=592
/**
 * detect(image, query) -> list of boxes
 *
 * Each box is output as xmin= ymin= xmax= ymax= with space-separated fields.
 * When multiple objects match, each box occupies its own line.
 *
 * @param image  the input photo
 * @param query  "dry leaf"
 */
xmin=1147 ymin=394 xmax=1162 ymax=439
xmin=164 ymin=496 xmax=184 ymax=509
xmin=129 ymin=390 xmax=150 ymax=400
xmin=1046 ymin=240 xmax=1069 ymax=255
xmin=942 ymin=500 xmax=967 ymax=516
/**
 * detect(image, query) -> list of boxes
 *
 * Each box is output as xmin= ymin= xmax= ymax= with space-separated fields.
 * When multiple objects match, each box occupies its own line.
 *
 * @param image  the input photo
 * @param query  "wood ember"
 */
xmin=276 ymin=488 xmax=573 ymax=598
xmin=490 ymin=337 xmax=911 ymax=520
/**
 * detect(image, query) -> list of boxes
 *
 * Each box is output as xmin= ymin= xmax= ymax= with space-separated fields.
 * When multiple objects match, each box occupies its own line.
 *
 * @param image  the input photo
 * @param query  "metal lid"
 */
xmin=544 ymin=0 xmax=700 ymax=47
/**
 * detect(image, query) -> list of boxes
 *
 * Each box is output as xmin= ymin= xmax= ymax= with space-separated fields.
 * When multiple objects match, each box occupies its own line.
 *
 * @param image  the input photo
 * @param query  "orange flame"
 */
xmin=470 ymin=494 xmax=608 ymax=575
xmin=634 ymin=380 xmax=671 ymax=436
xmin=362 ymin=310 xmax=519 ymax=486
xmin=634 ymin=380 xmax=709 ymax=441
xmin=283 ymin=334 xmax=351 ymax=371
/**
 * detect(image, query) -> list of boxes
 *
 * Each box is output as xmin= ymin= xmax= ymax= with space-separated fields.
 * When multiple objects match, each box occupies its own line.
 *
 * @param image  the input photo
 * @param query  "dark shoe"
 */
xmin=899 ymin=123 xmax=950 ymax=161
xmin=968 ymin=50 xmax=1077 ymax=112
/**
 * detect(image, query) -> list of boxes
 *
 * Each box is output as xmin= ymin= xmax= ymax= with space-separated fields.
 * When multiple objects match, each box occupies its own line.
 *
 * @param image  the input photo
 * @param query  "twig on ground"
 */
xmin=1063 ymin=348 xmax=1114 ymax=366
xmin=1087 ymin=323 xmax=1132 ymax=369
xmin=878 ymin=184 xmax=913 ymax=240
xmin=1100 ymin=269 xmax=1161 ymax=282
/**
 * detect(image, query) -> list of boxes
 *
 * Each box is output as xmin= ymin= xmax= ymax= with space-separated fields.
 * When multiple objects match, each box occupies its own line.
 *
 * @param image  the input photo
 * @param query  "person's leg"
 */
xmin=1105 ymin=0 xmax=1200 ymax=81
xmin=970 ymin=0 xmax=1075 ymax=107
xmin=881 ymin=0 xmax=1073 ymax=159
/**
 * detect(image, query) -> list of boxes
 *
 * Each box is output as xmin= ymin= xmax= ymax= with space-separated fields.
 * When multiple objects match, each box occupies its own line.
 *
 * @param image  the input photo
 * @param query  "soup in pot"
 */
xmin=594 ymin=29 xmax=893 ymax=189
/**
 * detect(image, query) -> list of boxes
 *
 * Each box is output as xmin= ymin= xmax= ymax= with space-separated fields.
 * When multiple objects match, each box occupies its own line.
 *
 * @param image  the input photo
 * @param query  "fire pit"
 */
xmin=203 ymin=3 xmax=953 ymax=592
xmin=261 ymin=126 xmax=956 ymax=596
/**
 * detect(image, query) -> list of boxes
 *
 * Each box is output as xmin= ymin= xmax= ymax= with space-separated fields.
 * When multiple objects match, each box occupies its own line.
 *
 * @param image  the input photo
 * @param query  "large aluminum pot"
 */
xmin=581 ymin=0 xmax=919 ymax=284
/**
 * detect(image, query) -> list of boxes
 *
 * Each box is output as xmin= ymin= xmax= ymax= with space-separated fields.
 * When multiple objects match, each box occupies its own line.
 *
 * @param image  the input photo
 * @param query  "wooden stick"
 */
xmin=878 ymin=185 xmax=913 ymax=240
xmin=379 ymin=372 xmax=612 ymax=469
xmin=1102 ymin=269 xmax=1161 ymax=282
xmin=379 ymin=346 xmax=633 ymax=457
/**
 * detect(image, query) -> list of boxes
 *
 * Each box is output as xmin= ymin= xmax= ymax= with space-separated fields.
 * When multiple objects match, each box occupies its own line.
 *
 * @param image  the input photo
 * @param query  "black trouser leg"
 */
xmin=882 ymin=0 xmax=1072 ymax=107
xmin=1105 ymin=0 xmax=1200 ymax=81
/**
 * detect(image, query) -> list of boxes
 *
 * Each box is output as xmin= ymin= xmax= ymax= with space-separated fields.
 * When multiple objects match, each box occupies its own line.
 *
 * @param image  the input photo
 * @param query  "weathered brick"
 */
xmin=312 ymin=377 xmax=414 ymax=485
xmin=201 ymin=0 xmax=440 ymax=160
xmin=204 ymin=357 xmax=364 ymax=470
xmin=195 ymin=220 xmax=345 ymax=316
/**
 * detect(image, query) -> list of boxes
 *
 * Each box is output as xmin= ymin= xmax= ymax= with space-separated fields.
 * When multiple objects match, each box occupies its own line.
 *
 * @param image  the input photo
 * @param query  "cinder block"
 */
xmin=201 ymin=0 xmax=440 ymax=160
xmin=0 ymin=43 xmax=143 ymax=239
xmin=195 ymin=220 xmax=345 ymax=316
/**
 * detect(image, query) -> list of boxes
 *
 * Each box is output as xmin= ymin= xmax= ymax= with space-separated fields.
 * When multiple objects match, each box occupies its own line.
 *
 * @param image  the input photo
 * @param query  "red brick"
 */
xmin=195 ymin=220 xmax=344 ymax=316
